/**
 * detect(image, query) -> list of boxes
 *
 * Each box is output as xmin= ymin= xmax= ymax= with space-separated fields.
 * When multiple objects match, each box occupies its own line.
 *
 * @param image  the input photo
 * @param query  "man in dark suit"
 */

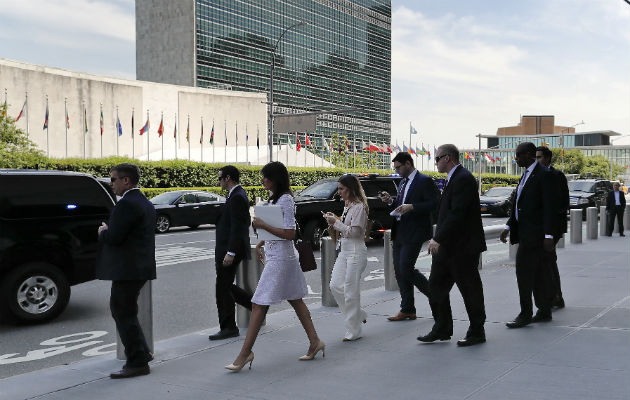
xmin=379 ymin=152 xmax=439 ymax=321
xmin=418 ymin=144 xmax=487 ymax=346
xmin=500 ymin=142 xmax=555 ymax=328
xmin=536 ymin=146 xmax=569 ymax=308
xmin=606 ymin=182 xmax=626 ymax=237
xmin=208 ymin=165 xmax=253 ymax=340
xmin=97 ymin=163 xmax=156 ymax=379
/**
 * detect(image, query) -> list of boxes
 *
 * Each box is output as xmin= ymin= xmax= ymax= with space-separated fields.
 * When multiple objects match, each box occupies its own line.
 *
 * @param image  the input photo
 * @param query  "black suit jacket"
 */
xmin=506 ymin=162 xmax=554 ymax=246
xmin=96 ymin=189 xmax=157 ymax=281
xmin=549 ymin=166 xmax=569 ymax=239
xmin=606 ymin=190 xmax=626 ymax=210
xmin=433 ymin=165 xmax=486 ymax=255
xmin=216 ymin=185 xmax=251 ymax=259
xmin=390 ymin=171 xmax=439 ymax=245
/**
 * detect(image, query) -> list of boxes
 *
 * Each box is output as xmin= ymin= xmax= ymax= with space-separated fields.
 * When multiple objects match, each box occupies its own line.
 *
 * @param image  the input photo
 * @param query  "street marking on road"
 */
xmin=364 ymin=268 xmax=384 ymax=281
xmin=367 ymin=257 xmax=379 ymax=262
xmin=156 ymin=246 xmax=214 ymax=268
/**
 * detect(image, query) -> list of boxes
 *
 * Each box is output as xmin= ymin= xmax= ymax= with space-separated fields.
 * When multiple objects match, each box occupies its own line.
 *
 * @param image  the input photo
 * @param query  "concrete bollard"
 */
xmin=320 ymin=237 xmax=338 ymax=307
xmin=570 ymin=209 xmax=582 ymax=244
xmin=557 ymin=233 xmax=565 ymax=248
xmin=509 ymin=243 xmax=518 ymax=260
xmin=117 ymin=281 xmax=153 ymax=360
xmin=383 ymin=230 xmax=398 ymax=291
xmin=586 ymin=207 xmax=598 ymax=240
xmin=625 ymin=205 xmax=630 ymax=232
xmin=236 ymin=245 xmax=265 ymax=328
xmin=600 ymin=206 xmax=607 ymax=236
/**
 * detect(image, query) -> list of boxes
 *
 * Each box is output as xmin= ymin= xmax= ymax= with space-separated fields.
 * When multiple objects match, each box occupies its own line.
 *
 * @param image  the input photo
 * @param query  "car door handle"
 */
xmin=193 ymin=206 xmax=200 ymax=209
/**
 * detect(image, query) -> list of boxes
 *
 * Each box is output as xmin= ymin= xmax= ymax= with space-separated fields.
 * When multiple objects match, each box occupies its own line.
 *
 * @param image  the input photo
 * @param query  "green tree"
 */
xmin=0 ymin=103 xmax=46 ymax=167
xmin=550 ymin=148 xmax=584 ymax=174
xmin=581 ymin=154 xmax=625 ymax=179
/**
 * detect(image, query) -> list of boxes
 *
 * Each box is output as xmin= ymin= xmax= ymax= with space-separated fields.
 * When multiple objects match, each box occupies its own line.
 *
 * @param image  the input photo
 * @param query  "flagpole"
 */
xmin=82 ymin=100 xmax=86 ymax=159
xmin=116 ymin=106 xmax=119 ymax=157
xmin=245 ymin=122 xmax=249 ymax=164
xmin=26 ymin=92 xmax=29 ymax=139
xmin=65 ymin=98 xmax=68 ymax=158
xmin=132 ymin=108 xmax=135 ymax=159
xmin=174 ymin=113 xmax=178 ymax=160
xmin=161 ymin=112 xmax=164 ymax=161
xmin=100 ymin=103 xmax=103 ymax=158
xmin=201 ymin=116 xmax=204 ymax=163
xmin=212 ymin=119 xmax=215 ymax=163
xmin=257 ymin=124 xmax=260 ymax=165
xmin=146 ymin=110 xmax=150 ymax=161
xmin=187 ymin=114 xmax=191 ymax=161
xmin=45 ymin=94 xmax=49 ymax=157
xmin=224 ymin=120 xmax=227 ymax=163
xmin=235 ymin=121 xmax=238 ymax=163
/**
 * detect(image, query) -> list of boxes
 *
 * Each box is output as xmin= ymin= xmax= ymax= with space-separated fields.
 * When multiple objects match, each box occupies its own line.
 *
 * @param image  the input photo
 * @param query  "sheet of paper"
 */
xmin=254 ymin=204 xmax=284 ymax=241
xmin=389 ymin=209 xmax=402 ymax=218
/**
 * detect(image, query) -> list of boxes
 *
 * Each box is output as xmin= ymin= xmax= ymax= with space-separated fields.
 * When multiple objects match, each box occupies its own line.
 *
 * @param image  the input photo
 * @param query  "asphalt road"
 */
xmin=0 ymin=215 xmax=507 ymax=379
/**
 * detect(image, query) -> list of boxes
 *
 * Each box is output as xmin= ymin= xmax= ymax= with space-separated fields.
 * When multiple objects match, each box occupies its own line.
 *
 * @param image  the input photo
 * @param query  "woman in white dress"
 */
xmin=225 ymin=162 xmax=324 ymax=372
xmin=324 ymin=174 xmax=369 ymax=341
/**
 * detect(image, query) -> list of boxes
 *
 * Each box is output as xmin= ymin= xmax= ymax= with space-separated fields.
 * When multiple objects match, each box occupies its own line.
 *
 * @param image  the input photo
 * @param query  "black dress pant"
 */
xmin=110 ymin=280 xmax=152 ymax=368
xmin=392 ymin=242 xmax=430 ymax=314
xmin=215 ymin=249 xmax=252 ymax=330
xmin=607 ymin=206 xmax=625 ymax=235
xmin=515 ymin=242 xmax=551 ymax=318
xmin=543 ymin=237 xmax=563 ymax=301
xmin=429 ymin=251 xmax=486 ymax=336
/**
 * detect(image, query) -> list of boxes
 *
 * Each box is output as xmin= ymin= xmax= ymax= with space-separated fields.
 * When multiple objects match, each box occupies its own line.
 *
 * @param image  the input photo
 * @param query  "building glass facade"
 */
xmin=194 ymin=0 xmax=391 ymax=165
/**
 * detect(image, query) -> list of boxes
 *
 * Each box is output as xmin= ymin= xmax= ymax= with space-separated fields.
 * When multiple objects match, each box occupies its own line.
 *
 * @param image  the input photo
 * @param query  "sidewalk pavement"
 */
xmin=2 ymin=236 xmax=628 ymax=400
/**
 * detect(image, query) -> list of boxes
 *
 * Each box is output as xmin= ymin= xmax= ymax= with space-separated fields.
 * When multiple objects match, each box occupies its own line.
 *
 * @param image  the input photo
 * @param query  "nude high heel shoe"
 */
xmin=225 ymin=352 xmax=254 ymax=372
xmin=299 ymin=340 xmax=326 ymax=360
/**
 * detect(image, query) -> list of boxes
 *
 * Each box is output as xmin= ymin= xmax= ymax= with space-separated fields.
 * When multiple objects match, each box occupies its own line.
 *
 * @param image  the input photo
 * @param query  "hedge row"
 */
xmin=2 ymin=156 xmax=520 ymax=189
xmin=140 ymin=186 xmax=307 ymax=203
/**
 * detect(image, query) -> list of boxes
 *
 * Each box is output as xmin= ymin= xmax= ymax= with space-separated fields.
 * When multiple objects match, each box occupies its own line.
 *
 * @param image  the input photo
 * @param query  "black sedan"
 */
xmin=150 ymin=190 xmax=225 ymax=233
xmin=479 ymin=186 xmax=515 ymax=217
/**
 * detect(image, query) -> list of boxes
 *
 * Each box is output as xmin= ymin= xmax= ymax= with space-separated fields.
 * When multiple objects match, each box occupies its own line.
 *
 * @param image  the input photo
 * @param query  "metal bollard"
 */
xmin=117 ymin=281 xmax=153 ymax=360
xmin=570 ymin=209 xmax=582 ymax=244
xmin=509 ymin=243 xmax=518 ymax=260
xmin=383 ymin=230 xmax=398 ymax=291
xmin=320 ymin=237 xmax=338 ymax=307
xmin=557 ymin=233 xmax=565 ymax=248
xmin=586 ymin=207 xmax=598 ymax=240
xmin=625 ymin=205 xmax=630 ymax=232
xmin=236 ymin=245 xmax=265 ymax=328
xmin=600 ymin=206 xmax=607 ymax=236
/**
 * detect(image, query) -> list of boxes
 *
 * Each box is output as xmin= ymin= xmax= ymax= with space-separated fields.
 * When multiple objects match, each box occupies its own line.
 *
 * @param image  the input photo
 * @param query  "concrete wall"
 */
xmin=136 ymin=0 xmax=195 ymax=87
xmin=0 ymin=58 xmax=267 ymax=161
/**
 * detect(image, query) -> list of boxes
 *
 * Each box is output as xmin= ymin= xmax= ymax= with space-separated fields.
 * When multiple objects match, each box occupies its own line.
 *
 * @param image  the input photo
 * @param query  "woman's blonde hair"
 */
xmin=338 ymin=175 xmax=369 ymax=214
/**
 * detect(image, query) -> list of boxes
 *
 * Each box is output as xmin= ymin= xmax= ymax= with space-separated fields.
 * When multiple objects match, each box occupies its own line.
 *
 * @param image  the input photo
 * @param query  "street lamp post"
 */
xmin=561 ymin=120 xmax=585 ymax=172
xmin=268 ymin=21 xmax=307 ymax=162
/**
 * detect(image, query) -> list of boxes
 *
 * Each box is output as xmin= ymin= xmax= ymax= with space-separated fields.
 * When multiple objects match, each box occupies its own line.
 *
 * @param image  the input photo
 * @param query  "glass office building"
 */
xmin=137 ymin=0 xmax=391 ymax=166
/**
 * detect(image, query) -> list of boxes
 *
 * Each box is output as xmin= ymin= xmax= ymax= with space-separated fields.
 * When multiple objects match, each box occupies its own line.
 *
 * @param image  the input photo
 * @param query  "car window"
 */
xmin=483 ymin=187 xmax=514 ymax=197
xmin=299 ymin=180 xmax=338 ymax=199
xmin=197 ymin=193 xmax=218 ymax=202
xmin=0 ymin=175 xmax=113 ymax=219
xmin=568 ymin=181 xmax=597 ymax=192
xmin=361 ymin=180 xmax=396 ymax=197
xmin=151 ymin=191 xmax=183 ymax=205
xmin=182 ymin=194 xmax=198 ymax=204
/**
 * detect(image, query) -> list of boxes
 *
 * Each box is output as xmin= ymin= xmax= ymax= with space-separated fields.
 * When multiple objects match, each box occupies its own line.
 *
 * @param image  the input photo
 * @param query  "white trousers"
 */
xmin=330 ymin=238 xmax=368 ymax=340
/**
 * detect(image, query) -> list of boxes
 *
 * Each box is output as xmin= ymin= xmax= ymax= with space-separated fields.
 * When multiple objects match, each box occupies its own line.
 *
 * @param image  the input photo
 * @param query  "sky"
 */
xmin=0 ymin=0 xmax=628 ymax=148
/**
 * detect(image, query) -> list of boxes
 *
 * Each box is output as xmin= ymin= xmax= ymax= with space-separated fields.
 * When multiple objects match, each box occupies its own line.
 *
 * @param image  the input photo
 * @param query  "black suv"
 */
xmin=295 ymin=174 xmax=403 ymax=248
xmin=0 ymin=170 xmax=116 ymax=323
xmin=568 ymin=179 xmax=613 ymax=216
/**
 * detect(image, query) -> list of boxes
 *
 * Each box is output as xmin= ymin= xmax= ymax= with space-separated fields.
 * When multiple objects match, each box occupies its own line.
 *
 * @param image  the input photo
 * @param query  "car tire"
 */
xmin=304 ymin=219 xmax=326 ymax=250
xmin=156 ymin=215 xmax=171 ymax=233
xmin=0 ymin=262 xmax=71 ymax=324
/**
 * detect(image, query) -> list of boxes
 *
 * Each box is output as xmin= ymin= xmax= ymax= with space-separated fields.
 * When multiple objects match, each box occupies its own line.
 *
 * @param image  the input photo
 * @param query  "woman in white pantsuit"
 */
xmin=325 ymin=175 xmax=369 ymax=341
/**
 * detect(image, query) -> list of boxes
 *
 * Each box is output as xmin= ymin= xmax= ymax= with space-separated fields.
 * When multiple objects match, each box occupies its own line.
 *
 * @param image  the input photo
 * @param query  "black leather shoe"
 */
xmin=457 ymin=335 xmax=486 ymax=347
xmin=506 ymin=316 xmax=531 ymax=328
xmin=531 ymin=313 xmax=552 ymax=323
xmin=110 ymin=365 xmax=150 ymax=379
xmin=552 ymin=297 xmax=565 ymax=309
xmin=209 ymin=328 xmax=239 ymax=341
xmin=620 ymin=234 xmax=625 ymax=237
xmin=417 ymin=331 xmax=451 ymax=342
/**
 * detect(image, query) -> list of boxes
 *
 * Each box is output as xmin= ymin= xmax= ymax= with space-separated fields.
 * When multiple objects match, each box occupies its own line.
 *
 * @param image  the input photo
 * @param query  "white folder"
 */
xmin=254 ymin=204 xmax=285 ymax=241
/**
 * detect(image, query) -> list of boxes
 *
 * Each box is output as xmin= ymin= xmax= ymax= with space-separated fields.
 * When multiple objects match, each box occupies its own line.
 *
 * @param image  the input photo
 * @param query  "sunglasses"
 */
xmin=110 ymin=176 xmax=127 ymax=182
xmin=434 ymin=154 xmax=447 ymax=162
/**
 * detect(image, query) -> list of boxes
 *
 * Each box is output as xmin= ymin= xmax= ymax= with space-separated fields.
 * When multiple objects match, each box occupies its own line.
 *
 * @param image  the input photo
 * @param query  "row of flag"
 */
xmin=464 ymin=152 xmax=518 ymax=163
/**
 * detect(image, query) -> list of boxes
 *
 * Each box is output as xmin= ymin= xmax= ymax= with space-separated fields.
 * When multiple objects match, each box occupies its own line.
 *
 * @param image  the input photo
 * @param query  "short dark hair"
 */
xmin=536 ymin=146 xmax=552 ymax=159
xmin=392 ymin=152 xmax=414 ymax=167
xmin=261 ymin=161 xmax=292 ymax=204
xmin=111 ymin=163 xmax=140 ymax=185
xmin=517 ymin=142 xmax=537 ymax=158
xmin=218 ymin=165 xmax=240 ymax=183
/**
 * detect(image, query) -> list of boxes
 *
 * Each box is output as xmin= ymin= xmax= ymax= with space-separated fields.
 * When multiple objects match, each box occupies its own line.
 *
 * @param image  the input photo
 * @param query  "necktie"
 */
xmin=516 ymin=170 xmax=528 ymax=203
xmin=396 ymin=178 xmax=408 ymax=206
